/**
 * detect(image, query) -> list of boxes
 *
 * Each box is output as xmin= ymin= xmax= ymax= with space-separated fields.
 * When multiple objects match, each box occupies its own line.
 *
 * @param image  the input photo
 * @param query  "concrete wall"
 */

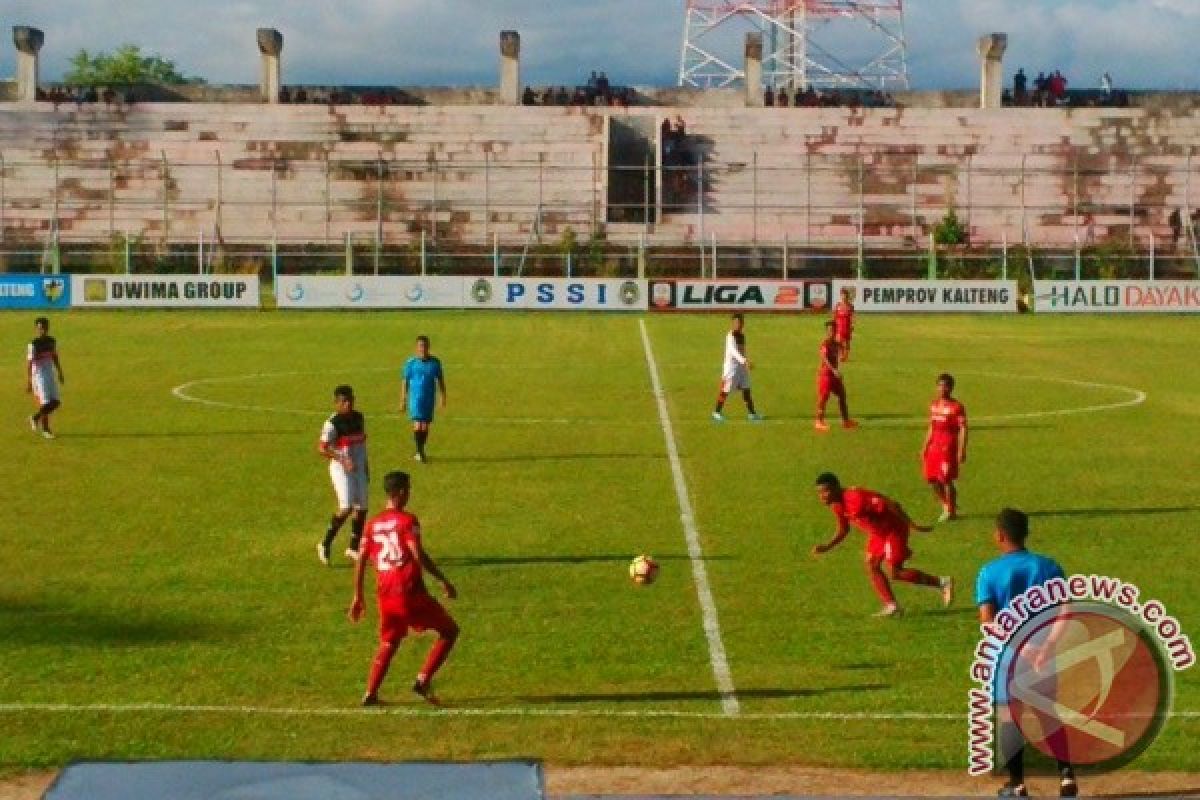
xmin=0 ymin=102 xmax=1197 ymax=249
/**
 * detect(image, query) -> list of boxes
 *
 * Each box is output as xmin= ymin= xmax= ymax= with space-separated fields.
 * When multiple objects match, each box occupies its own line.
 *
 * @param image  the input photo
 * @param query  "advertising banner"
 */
xmin=833 ymin=280 xmax=1018 ymax=313
xmin=0 ymin=275 xmax=71 ymax=310
xmin=462 ymin=278 xmax=647 ymax=310
xmin=276 ymin=276 xmax=464 ymax=309
xmin=1034 ymin=281 xmax=1200 ymax=313
xmin=71 ymin=275 xmax=260 ymax=308
xmin=649 ymin=280 xmax=831 ymax=311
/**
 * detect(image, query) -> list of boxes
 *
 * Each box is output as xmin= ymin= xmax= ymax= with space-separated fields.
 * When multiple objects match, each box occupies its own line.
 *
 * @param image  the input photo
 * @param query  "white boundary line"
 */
xmin=638 ymin=318 xmax=740 ymax=717
xmin=0 ymin=703 xmax=1196 ymax=721
xmin=170 ymin=369 xmax=1146 ymax=428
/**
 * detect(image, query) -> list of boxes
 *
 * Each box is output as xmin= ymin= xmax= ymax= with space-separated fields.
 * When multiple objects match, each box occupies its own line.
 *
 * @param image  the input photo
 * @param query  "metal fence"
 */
xmin=1 ymin=152 xmax=1199 ymax=275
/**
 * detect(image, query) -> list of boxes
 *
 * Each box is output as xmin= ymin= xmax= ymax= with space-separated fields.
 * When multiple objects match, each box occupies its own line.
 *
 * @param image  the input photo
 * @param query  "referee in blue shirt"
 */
xmin=976 ymin=508 xmax=1079 ymax=798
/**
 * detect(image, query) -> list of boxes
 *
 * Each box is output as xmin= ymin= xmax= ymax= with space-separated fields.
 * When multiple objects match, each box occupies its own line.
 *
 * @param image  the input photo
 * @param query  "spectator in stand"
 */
xmin=1033 ymin=72 xmax=1047 ymax=106
xmin=763 ymin=87 xmax=775 ymax=107
xmin=776 ymin=87 xmax=789 ymax=107
xmin=554 ymin=86 xmax=569 ymax=105
xmin=597 ymin=71 xmax=610 ymax=97
xmin=794 ymin=87 xmax=805 ymax=107
xmin=1101 ymin=71 xmax=1113 ymax=98
xmin=1169 ymin=208 xmax=1183 ymax=250
xmin=1013 ymin=68 xmax=1027 ymax=104
xmin=1049 ymin=70 xmax=1067 ymax=104
xmin=540 ymin=87 xmax=554 ymax=105
xmin=521 ymin=86 xmax=536 ymax=106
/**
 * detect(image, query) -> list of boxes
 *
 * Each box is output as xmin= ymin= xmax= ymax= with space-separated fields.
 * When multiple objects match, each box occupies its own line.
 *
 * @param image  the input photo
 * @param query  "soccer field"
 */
xmin=1 ymin=310 xmax=1197 ymax=772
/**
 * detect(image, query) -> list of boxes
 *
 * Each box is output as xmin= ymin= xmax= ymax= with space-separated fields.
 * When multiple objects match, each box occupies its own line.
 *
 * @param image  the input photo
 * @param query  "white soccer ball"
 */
xmin=629 ymin=555 xmax=660 ymax=586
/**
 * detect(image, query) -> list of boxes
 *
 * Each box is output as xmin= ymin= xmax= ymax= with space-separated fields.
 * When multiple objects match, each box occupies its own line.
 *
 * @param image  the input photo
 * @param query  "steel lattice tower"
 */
xmin=678 ymin=0 xmax=909 ymax=91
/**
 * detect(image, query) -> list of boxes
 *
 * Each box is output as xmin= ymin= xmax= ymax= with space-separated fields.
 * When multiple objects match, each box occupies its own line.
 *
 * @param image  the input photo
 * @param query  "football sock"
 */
xmin=418 ymin=634 xmax=457 ymax=683
xmin=367 ymin=642 xmax=398 ymax=696
xmin=838 ymin=397 xmax=851 ymax=422
xmin=893 ymin=568 xmax=941 ymax=587
xmin=867 ymin=569 xmax=897 ymax=605
xmin=742 ymin=391 xmax=757 ymax=414
xmin=1005 ymin=747 xmax=1025 ymax=785
xmin=414 ymin=430 xmax=428 ymax=455
xmin=323 ymin=514 xmax=346 ymax=547
xmin=714 ymin=392 xmax=728 ymax=413
xmin=349 ymin=514 xmax=366 ymax=551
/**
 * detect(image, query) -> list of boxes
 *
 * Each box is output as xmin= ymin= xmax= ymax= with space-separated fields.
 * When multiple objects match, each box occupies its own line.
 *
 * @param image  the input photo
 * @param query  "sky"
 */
xmin=2 ymin=0 xmax=1198 ymax=90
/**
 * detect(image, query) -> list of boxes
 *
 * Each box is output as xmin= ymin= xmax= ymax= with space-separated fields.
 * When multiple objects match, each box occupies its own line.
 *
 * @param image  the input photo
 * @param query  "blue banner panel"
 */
xmin=0 ymin=274 xmax=71 ymax=310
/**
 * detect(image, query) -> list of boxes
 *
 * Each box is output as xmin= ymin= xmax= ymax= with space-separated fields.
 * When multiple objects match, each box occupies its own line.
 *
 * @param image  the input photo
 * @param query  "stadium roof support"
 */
xmin=678 ymin=1 xmax=909 ymax=91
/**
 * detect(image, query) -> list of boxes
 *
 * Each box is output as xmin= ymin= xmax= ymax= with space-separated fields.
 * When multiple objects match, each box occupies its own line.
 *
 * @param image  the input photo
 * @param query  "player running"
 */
xmin=832 ymin=287 xmax=855 ymax=361
xmin=922 ymin=373 xmax=968 ymax=523
xmin=26 ymin=317 xmax=65 ymax=439
xmin=402 ymin=336 xmax=446 ymax=463
xmin=712 ymin=313 xmax=762 ymax=422
xmin=350 ymin=470 xmax=459 ymax=706
xmin=976 ymin=509 xmax=1078 ymax=797
xmin=317 ymin=385 xmax=369 ymax=565
xmin=815 ymin=320 xmax=855 ymax=431
xmin=812 ymin=472 xmax=953 ymax=617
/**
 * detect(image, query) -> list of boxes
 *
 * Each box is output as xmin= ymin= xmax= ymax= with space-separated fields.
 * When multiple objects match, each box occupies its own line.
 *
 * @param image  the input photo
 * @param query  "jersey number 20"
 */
xmin=371 ymin=532 xmax=408 ymax=572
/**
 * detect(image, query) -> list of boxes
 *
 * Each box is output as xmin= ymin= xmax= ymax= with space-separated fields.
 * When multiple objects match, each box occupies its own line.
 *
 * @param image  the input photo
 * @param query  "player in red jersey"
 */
xmin=921 ymin=373 xmax=968 ymax=523
xmin=832 ymin=287 xmax=855 ymax=362
xmin=812 ymin=472 xmax=953 ymax=617
xmin=349 ymin=471 xmax=459 ymax=706
xmin=815 ymin=321 xmax=856 ymax=431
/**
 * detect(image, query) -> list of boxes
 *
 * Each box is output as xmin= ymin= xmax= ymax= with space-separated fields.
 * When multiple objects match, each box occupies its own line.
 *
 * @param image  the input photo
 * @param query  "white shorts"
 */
xmin=721 ymin=366 xmax=751 ymax=393
xmin=31 ymin=370 xmax=59 ymax=405
xmin=329 ymin=462 xmax=368 ymax=511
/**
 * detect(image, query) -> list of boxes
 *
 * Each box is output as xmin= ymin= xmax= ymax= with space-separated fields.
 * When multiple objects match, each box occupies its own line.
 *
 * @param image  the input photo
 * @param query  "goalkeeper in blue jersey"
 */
xmin=402 ymin=335 xmax=447 ymax=463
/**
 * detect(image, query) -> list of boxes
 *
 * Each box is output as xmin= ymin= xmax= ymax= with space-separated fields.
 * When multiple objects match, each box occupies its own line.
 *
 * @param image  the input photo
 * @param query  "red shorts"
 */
xmin=834 ymin=328 xmax=852 ymax=344
xmin=379 ymin=594 xmax=457 ymax=645
xmin=817 ymin=373 xmax=845 ymax=403
xmin=923 ymin=446 xmax=959 ymax=482
xmin=866 ymin=529 xmax=912 ymax=568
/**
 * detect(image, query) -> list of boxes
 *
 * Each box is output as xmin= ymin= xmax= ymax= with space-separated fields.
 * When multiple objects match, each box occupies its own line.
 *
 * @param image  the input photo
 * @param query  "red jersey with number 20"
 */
xmin=361 ymin=509 xmax=430 ymax=611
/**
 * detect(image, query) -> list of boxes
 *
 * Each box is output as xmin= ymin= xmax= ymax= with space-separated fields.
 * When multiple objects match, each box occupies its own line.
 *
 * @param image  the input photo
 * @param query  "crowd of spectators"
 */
xmin=521 ymin=71 xmax=635 ymax=107
xmin=1007 ymin=68 xmax=1128 ymax=108
xmin=661 ymin=115 xmax=700 ymax=207
xmin=764 ymin=86 xmax=895 ymax=108
xmin=280 ymin=87 xmax=417 ymax=106
xmin=38 ymin=86 xmax=134 ymax=108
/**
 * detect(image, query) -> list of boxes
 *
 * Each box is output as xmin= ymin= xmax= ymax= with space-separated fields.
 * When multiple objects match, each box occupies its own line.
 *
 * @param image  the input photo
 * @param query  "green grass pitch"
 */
xmin=0 ymin=310 xmax=1197 ymax=771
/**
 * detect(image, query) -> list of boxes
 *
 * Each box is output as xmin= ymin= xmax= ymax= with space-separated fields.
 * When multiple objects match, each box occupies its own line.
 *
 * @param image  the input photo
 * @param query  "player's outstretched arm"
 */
xmin=959 ymin=414 xmax=969 ymax=464
xmin=437 ymin=372 xmax=447 ymax=409
xmin=413 ymin=543 xmax=457 ymax=599
xmin=53 ymin=353 xmax=64 ymax=384
xmin=920 ymin=421 xmax=933 ymax=459
xmin=348 ymin=552 xmax=368 ymax=623
xmin=812 ymin=519 xmax=849 ymax=556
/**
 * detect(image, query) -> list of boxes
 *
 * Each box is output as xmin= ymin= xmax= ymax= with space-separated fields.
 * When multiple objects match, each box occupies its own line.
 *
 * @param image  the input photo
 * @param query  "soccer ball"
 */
xmin=629 ymin=555 xmax=659 ymax=585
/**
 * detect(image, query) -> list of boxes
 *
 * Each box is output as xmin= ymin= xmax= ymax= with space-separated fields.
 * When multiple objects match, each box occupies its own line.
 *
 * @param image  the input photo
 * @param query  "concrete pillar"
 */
xmin=13 ymin=26 xmax=44 ymax=104
xmin=744 ymin=33 xmax=763 ymax=107
xmin=977 ymin=33 xmax=1008 ymax=109
xmin=257 ymin=28 xmax=283 ymax=104
xmin=499 ymin=30 xmax=520 ymax=105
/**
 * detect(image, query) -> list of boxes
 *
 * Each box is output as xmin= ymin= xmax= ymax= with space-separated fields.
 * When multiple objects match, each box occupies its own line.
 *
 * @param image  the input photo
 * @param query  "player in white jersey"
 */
xmin=317 ymin=385 xmax=369 ymax=565
xmin=712 ymin=313 xmax=762 ymax=422
xmin=26 ymin=317 xmax=65 ymax=439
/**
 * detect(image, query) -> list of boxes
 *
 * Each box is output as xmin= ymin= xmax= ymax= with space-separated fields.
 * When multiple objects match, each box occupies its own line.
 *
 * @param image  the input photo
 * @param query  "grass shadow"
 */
xmin=0 ymin=598 xmax=243 ymax=647
xmin=516 ymin=684 xmax=889 ymax=705
xmin=444 ymin=553 xmax=733 ymax=568
xmin=433 ymin=453 xmax=663 ymax=465
xmin=1027 ymin=506 xmax=1200 ymax=518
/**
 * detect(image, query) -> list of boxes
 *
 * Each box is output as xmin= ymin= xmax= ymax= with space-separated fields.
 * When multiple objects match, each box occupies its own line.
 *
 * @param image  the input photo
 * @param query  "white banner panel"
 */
xmin=462 ymin=278 xmax=647 ymax=310
xmin=276 ymin=276 xmax=464 ymax=309
xmin=72 ymin=275 xmax=260 ymax=308
xmin=1034 ymin=281 xmax=1200 ymax=313
xmin=651 ymin=280 xmax=832 ymax=311
xmin=833 ymin=280 xmax=1018 ymax=313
